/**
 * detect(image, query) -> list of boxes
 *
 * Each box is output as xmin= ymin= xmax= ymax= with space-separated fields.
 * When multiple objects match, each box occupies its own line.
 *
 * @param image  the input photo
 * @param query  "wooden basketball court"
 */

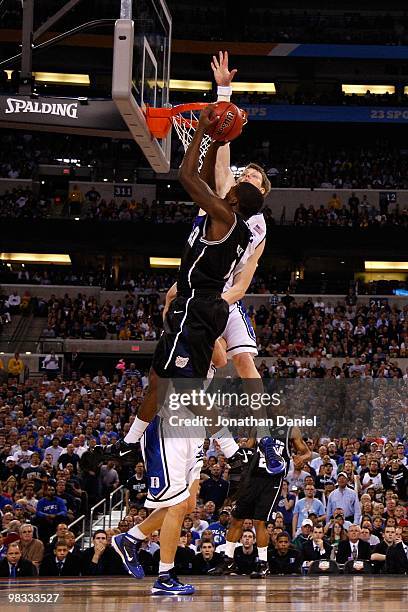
xmin=1 ymin=576 xmax=407 ymax=611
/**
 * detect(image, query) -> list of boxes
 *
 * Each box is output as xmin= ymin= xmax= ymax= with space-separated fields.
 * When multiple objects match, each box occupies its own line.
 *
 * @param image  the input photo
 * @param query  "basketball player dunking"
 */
xmin=110 ymin=106 xmax=264 ymax=595
xmin=164 ymin=53 xmax=279 ymax=469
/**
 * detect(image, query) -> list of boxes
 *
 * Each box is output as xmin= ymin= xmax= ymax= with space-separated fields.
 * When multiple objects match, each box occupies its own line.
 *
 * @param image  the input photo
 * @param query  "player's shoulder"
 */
xmin=248 ymin=212 xmax=266 ymax=232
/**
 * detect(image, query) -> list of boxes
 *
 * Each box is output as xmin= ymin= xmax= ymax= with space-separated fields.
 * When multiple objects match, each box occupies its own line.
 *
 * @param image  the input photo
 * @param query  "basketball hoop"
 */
xmin=145 ymin=103 xmax=213 ymax=169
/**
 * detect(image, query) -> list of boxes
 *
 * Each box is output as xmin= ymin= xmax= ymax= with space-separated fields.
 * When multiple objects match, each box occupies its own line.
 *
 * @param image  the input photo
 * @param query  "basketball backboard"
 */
xmin=112 ymin=0 xmax=172 ymax=173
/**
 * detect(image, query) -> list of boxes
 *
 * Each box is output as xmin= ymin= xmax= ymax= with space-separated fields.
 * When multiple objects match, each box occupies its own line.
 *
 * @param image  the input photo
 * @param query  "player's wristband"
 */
xmin=217 ymin=85 xmax=232 ymax=101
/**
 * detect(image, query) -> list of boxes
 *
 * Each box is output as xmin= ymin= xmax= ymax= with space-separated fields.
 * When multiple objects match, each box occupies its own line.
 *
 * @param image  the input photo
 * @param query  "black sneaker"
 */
xmin=96 ymin=439 xmax=139 ymax=465
xmin=227 ymin=447 xmax=255 ymax=475
xmin=207 ymin=556 xmax=238 ymax=576
xmin=250 ymin=561 xmax=270 ymax=579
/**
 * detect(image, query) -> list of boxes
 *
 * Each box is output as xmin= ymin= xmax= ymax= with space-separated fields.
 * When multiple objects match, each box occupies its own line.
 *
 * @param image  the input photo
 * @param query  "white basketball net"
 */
xmin=172 ymin=110 xmax=213 ymax=170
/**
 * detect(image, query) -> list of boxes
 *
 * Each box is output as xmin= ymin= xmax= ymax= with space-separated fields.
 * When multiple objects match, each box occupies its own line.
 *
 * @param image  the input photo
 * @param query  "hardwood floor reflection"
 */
xmin=0 ymin=575 xmax=407 ymax=611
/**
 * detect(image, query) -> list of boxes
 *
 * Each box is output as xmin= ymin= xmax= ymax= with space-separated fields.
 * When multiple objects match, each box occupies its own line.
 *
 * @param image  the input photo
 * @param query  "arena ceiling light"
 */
xmin=342 ymin=84 xmax=395 ymax=95
xmin=0 ymin=253 xmax=71 ymax=265
xmin=150 ymin=257 xmax=181 ymax=268
xmin=170 ymin=80 xmax=212 ymax=91
xmin=365 ymin=261 xmax=408 ymax=271
xmin=169 ymin=80 xmax=275 ymax=93
xmin=232 ymin=82 xmax=276 ymax=93
xmin=5 ymin=70 xmax=90 ymax=86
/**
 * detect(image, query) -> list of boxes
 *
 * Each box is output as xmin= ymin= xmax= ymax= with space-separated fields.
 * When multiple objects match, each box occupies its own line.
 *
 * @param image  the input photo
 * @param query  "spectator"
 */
xmin=301 ymin=523 xmax=332 ymax=563
xmin=382 ymin=459 xmax=408 ymax=501
xmin=44 ymin=437 xmax=64 ymax=467
xmin=336 ymin=524 xmax=372 ymax=564
xmin=371 ymin=525 xmax=396 ymax=573
xmin=269 ymin=532 xmax=302 ymax=575
xmin=0 ymin=541 xmax=36 ymax=577
xmin=125 ymin=462 xmax=148 ymax=511
xmin=194 ymin=541 xmax=222 ymax=575
xmin=3 ymin=520 xmax=22 ymax=546
xmin=385 ymin=525 xmax=408 ymax=574
xmin=7 ymin=292 xmax=21 ymax=314
xmin=42 ymin=351 xmax=60 ymax=380
xmin=58 ymin=444 xmax=80 ymax=474
xmin=208 ymin=510 xmax=230 ymax=547
xmin=173 ymin=531 xmax=196 ymax=575
xmin=34 ymin=485 xmax=68 ymax=542
xmin=80 ymin=530 xmax=126 ymax=576
xmin=99 ymin=459 xmax=120 ymax=499
xmin=292 ymin=484 xmax=326 ymax=536
xmin=233 ymin=530 xmax=258 ymax=575
xmin=7 ymin=352 xmax=24 ymax=382
xmin=292 ymin=519 xmax=314 ymax=550
xmin=275 ymin=479 xmax=296 ymax=533
xmin=18 ymin=523 xmax=44 ymax=571
xmin=326 ymin=472 xmax=361 ymax=524
xmin=0 ymin=532 xmax=7 ymax=561
xmin=199 ymin=464 xmax=229 ymax=509
xmin=39 ymin=539 xmax=80 ymax=576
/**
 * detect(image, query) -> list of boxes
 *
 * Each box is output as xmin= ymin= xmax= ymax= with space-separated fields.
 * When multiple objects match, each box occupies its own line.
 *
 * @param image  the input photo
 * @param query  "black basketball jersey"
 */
xmin=177 ymin=213 xmax=252 ymax=295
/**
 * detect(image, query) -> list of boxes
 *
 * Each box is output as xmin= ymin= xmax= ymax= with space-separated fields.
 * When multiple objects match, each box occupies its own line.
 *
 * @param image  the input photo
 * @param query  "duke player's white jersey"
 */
xmin=223 ymin=212 xmax=266 ymax=292
xmin=221 ymin=213 xmax=266 ymax=358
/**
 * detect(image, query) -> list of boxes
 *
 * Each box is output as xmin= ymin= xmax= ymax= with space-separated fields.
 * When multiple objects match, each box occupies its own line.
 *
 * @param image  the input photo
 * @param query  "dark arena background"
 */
xmin=0 ymin=1 xmax=408 ymax=610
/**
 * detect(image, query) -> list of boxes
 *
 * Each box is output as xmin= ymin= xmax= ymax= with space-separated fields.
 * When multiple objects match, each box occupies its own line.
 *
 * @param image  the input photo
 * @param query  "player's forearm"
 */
xmin=179 ymin=125 xmax=206 ymax=184
xmin=163 ymin=282 xmax=177 ymax=319
xmin=222 ymin=284 xmax=245 ymax=305
xmin=200 ymin=142 xmax=222 ymax=191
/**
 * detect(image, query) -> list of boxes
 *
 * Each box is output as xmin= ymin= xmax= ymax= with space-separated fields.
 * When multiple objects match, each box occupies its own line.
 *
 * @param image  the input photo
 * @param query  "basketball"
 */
xmin=207 ymin=101 xmax=248 ymax=142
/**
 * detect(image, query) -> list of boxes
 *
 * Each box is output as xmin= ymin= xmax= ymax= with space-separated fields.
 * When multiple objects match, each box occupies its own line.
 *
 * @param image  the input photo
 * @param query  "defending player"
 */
xmin=209 ymin=426 xmax=311 ymax=578
xmin=111 ymin=106 xmax=264 ymax=596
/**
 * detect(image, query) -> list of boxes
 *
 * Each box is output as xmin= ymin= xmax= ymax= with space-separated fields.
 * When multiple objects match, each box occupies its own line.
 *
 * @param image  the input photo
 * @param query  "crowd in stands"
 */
xmin=292 ymin=194 xmax=408 ymax=228
xmin=0 ymin=360 xmax=407 ymax=577
xmin=0 ymin=189 xmax=50 ymax=219
xmin=170 ymin=7 xmax=408 ymax=45
xmin=39 ymin=293 xmax=164 ymax=342
xmin=248 ymin=291 xmax=408 ymax=362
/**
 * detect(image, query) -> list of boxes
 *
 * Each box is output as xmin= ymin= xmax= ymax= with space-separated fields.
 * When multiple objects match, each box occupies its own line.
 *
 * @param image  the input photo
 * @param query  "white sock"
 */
xmin=159 ymin=561 xmax=174 ymax=574
xmin=258 ymin=546 xmax=268 ymax=562
xmin=124 ymin=416 xmax=150 ymax=443
xmin=127 ymin=525 xmax=146 ymax=540
xmin=224 ymin=540 xmax=236 ymax=559
xmin=212 ymin=427 xmax=239 ymax=459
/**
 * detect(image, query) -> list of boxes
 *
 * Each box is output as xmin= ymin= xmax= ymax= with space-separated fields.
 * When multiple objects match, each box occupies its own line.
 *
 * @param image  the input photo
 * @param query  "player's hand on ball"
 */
xmin=211 ymin=50 xmax=237 ymax=86
xmin=198 ymin=104 xmax=220 ymax=132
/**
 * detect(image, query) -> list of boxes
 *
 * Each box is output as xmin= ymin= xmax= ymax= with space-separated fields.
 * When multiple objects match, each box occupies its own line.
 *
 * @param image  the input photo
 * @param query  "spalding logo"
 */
xmin=216 ymin=110 xmax=234 ymax=135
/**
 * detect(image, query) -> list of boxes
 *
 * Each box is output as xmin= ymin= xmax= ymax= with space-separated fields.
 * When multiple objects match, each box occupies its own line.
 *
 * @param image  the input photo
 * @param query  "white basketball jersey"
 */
xmin=223 ymin=212 xmax=266 ymax=291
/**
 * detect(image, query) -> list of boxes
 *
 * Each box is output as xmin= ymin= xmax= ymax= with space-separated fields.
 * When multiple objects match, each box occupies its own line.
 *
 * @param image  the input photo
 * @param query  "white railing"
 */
xmin=108 ymin=485 xmax=125 ymax=528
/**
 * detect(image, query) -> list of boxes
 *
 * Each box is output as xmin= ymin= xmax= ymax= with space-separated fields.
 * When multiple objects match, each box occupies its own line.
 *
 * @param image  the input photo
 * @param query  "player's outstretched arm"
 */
xmin=211 ymin=50 xmax=237 ymax=198
xmin=178 ymin=105 xmax=234 ymax=225
xmin=290 ymin=427 xmax=312 ymax=463
xmin=221 ymin=241 xmax=265 ymax=305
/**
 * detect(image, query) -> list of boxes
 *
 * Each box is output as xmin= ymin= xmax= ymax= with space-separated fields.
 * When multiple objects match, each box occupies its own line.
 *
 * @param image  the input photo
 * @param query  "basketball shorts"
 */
xmin=232 ymin=456 xmax=283 ymax=522
xmin=223 ymin=301 xmax=257 ymax=359
xmin=141 ymin=415 xmax=205 ymax=509
xmin=152 ymin=293 xmax=229 ymax=378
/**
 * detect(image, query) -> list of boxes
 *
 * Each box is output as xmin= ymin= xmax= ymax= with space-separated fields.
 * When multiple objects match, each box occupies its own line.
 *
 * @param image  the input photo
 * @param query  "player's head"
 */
xmin=237 ymin=163 xmax=271 ymax=196
xmin=225 ymin=181 xmax=264 ymax=220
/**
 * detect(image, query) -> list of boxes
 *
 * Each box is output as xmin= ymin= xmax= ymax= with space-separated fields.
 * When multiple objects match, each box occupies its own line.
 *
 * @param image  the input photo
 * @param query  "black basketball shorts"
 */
xmin=232 ymin=471 xmax=283 ymax=522
xmin=152 ymin=293 xmax=229 ymax=379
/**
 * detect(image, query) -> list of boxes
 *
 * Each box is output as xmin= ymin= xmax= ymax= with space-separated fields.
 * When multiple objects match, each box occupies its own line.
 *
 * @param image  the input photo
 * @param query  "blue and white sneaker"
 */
xmin=259 ymin=436 xmax=286 ymax=475
xmin=111 ymin=533 xmax=144 ymax=578
xmin=151 ymin=571 xmax=195 ymax=595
